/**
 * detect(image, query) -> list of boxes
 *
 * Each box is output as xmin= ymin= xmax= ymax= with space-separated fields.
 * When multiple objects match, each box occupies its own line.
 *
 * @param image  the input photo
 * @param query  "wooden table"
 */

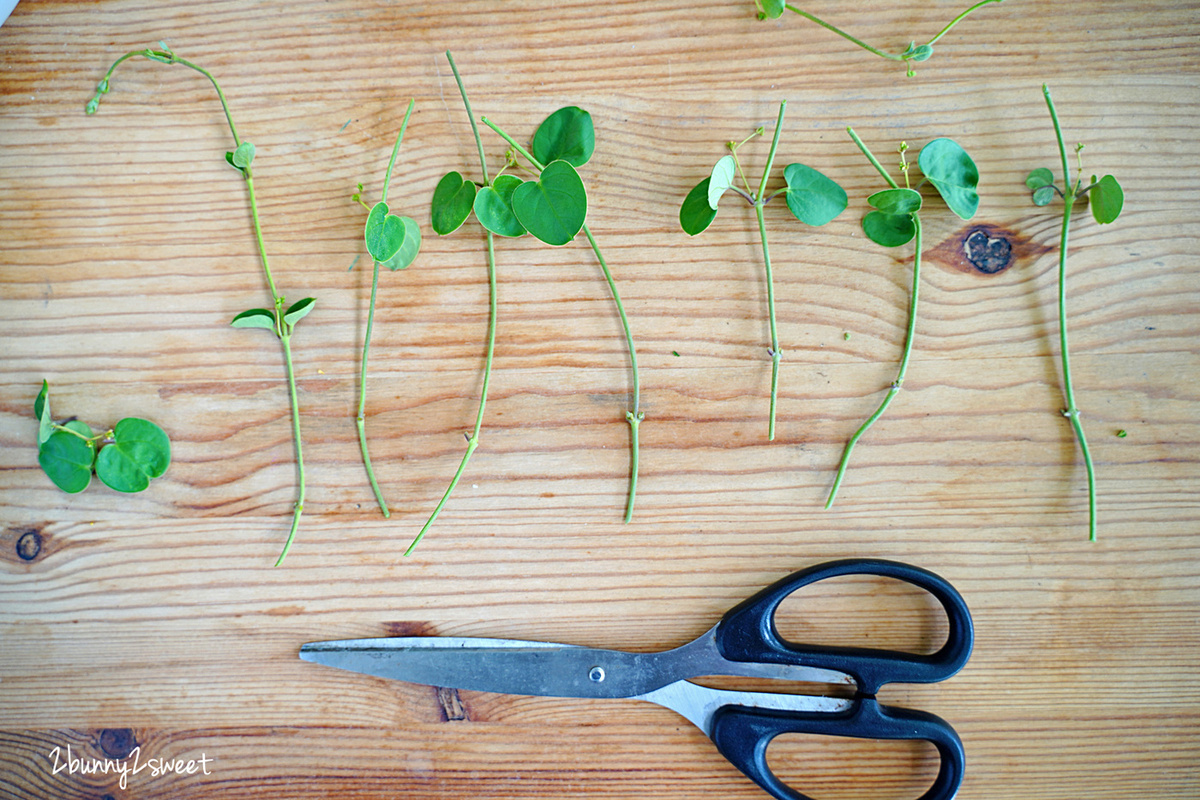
xmin=2 ymin=1 xmax=1198 ymax=797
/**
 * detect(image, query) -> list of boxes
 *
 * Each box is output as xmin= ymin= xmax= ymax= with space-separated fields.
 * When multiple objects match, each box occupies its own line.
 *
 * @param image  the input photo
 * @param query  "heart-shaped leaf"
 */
xmin=39 ymin=421 xmax=95 ymax=494
xmin=473 ymin=174 xmax=527 ymax=238
xmin=783 ymin=163 xmax=847 ymax=227
xmin=532 ymin=106 xmax=595 ymax=168
xmin=867 ymin=187 xmax=923 ymax=215
xmin=903 ymin=42 xmax=934 ymax=62
xmin=1026 ymin=167 xmax=1055 ymax=190
xmin=511 ymin=159 xmax=587 ymax=246
xmin=862 ymin=210 xmax=917 ymax=248
xmin=680 ymin=178 xmax=719 ymax=236
xmin=707 ymin=155 xmax=737 ymax=210
xmin=365 ymin=201 xmax=407 ymax=262
xmin=758 ymin=0 xmax=786 ymax=19
xmin=230 ymin=308 xmax=277 ymax=330
xmin=918 ymin=138 xmax=979 ymax=220
xmin=232 ymin=141 xmax=256 ymax=169
xmin=35 ymin=379 xmax=52 ymax=445
xmin=1089 ymin=174 xmax=1124 ymax=224
xmin=431 ymin=171 xmax=477 ymax=235
xmin=1032 ymin=185 xmax=1056 ymax=206
xmin=95 ymin=417 xmax=171 ymax=493
xmin=380 ymin=216 xmax=421 ymax=270
xmin=284 ymin=297 xmax=316 ymax=326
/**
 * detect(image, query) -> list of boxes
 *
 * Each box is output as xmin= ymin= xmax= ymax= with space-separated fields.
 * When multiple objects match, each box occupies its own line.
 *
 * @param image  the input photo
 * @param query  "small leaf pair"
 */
xmin=365 ymin=201 xmax=421 ymax=270
xmin=1025 ymin=167 xmax=1123 ymax=225
xmin=432 ymin=106 xmax=592 ymax=247
xmin=225 ymin=140 xmax=255 ymax=173
xmin=35 ymin=380 xmax=171 ymax=494
xmin=230 ymin=296 xmax=315 ymax=332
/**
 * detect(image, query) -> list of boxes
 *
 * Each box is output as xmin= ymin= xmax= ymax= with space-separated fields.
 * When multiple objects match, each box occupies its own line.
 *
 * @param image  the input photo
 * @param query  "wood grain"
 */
xmin=3 ymin=1 xmax=1200 ymax=798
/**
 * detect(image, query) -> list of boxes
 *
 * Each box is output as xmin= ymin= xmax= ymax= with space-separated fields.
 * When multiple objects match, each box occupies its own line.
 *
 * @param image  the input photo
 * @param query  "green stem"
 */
xmin=847 ymin=127 xmax=899 ymax=188
xmin=755 ymin=102 xmax=788 ymax=441
xmin=926 ymin=0 xmax=1007 ymax=47
xmin=356 ymin=99 xmax=416 ymax=519
xmin=1043 ymin=84 xmax=1097 ymax=541
xmin=584 ymin=225 xmax=642 ymax=523
xmin=274 ymin=327 xmax=306 ymax=566
xmin=481 ymin=115 xmax=643 ymax=522
xmin=405 ymin=51 xmax=497 ymax=555
xmin=826 ymin=215 xmax=922 ymax=508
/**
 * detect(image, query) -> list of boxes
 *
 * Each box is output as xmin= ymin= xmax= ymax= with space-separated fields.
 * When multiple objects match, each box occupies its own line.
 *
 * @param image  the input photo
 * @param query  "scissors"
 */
xmin=300 ymin=558 xmax=973 ymax=800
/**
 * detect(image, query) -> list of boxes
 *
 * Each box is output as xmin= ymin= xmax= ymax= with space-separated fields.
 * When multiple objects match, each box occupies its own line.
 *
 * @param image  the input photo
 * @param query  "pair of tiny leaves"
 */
xmin=679 ymin=157 xmax=848 ymax=235
xmin=35 ymin=380 xmax=171 ymax=494
xmin=225 ymin=141 xmax=255 ymax=173
xmin=1026 ymin=168 xmax=1123 ymax=224
xmin=862 ymin=138 xmax=980 ymax=248
xmin=364 ymin=201 xmax=421 ymax=270
xmin=431 ymin=107 xmax=594 ymax=246
xmin=230 ymin=297 xmax=315 ymax=332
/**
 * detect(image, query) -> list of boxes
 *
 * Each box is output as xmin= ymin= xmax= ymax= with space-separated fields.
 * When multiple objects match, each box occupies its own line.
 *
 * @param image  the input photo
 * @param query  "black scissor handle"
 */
xmin=711 ymin=698 xmax=965 ymax=800
xmin=714 ymin=559 xmax=973 ymax=696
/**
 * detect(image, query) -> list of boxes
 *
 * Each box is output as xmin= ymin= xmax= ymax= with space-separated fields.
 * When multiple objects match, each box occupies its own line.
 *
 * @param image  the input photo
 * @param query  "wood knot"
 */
xmin=98 ymin=728 xmax=138 ymax=759
xmin=928 ymin=222 xmax=1051 ymax=276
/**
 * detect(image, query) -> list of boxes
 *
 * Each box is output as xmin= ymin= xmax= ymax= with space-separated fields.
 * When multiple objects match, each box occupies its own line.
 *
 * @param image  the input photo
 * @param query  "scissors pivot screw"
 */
xmin=588 ymin=666 xmax=606 ymax=683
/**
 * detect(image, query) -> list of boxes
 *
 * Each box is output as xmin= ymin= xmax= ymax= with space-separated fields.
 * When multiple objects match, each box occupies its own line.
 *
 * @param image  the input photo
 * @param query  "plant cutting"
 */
xmin=1026 ymin=84 xmax=1124 ymax=542
xmin=680 ymin=100 xmax=847 ymax=440
xmin=423 ymin=58 xmax=642 ymax=540
xmin=825 ymin=130 xmax=979 ymax=507
xmin=351 ymin=98 xmax=420 ymax=518
xmin=753 ymin=0 xmax=1005 ymax=76
xmin=476 ymin=109 xmax=643 ymax=524
xmin=86 ymin=45 xmax=315 ymax=565
xmin=34 ymin=380 xmax=170 ymax=494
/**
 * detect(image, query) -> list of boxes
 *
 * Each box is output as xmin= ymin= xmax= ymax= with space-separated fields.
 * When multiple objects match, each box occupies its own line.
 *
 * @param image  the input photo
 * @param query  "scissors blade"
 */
xmin=300 ymin=637 xmax=668 ymax=699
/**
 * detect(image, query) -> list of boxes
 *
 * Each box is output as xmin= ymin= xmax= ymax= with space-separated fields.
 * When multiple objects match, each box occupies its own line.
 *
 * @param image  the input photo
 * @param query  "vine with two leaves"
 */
xmin=1025 ymin=84 xmax=1124 ymax=541
xmin=680 ymin=100 xmax=848 ymax=441
xmin=824 ymin=129 xmax=980 ymax=508
xmin=86 ymin=46 xmax=315 ymax=566
xmin=414 ymin=52 xmax=643 ymax=554
xmin=753 ymin=0 xmax=1006 ymax=76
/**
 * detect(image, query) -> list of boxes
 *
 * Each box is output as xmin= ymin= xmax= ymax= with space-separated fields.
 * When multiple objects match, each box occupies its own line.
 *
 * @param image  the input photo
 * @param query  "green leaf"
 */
xmin=1089 ymin=174 xmax=1124 ymax=224
xmin=782 ymin=163 xmax=847 ymax=227
xmin=862 ymin=210 xmax=917 ymax=248
xmin=284 ymin=297 xmax=316 ymax=326
xmin=430 ymin=171 xmax=477 ymax=235
xmin=707 ymin=155 xmax=737 ymax=210
xmin=95 ymin=418 xmax=171 ymax=493
xmin=380 ymin=216 xmax=421 ymax=270
xmin=759 ymin=0 xmax=786 ymax=19
xmin=1032 ymin=185 xmax=1056 ymax=206
xmin=867 ymin=187 xmax=923 ymax=215
xmin=230 ymin=308 xmax=278 ymax=330
xmin=364 ymin=201 xmax=407 ymax=262
xmin=1026 ymin=167 xmax=1055 ymax=190
xmin=473 ymin=174 xmax=527 ymax=238
xmin=904 ymin=43 xmax=934 ymax=62
xmin=532 ymin=106 xmax=595 ymax=168
xmin=231 ymin=141 xmax=256 ymax=169
xmin=917 ymin=138 xmax=980 ymax=220
xmin=680 ymin=178 xmax=719 ymax=236
xmin=35 ymin=380 xmax=53 ymax=445
xmin=38 ymin=423 xmax=95 ymax=494
xmin=511 ymin=159 xmax=588 ymax=246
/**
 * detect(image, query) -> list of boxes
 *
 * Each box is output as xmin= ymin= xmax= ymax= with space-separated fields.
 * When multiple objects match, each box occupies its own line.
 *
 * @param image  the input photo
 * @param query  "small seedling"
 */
xmin=753 ymin=0 xmax=1004 ymax=76
xmin=35 ymin=380 xmax=170 ymax=494
xmin=1026 ymin=84 xmax=1124 ymax=542
xmin=351 ymin=98 xmax=420 ymax=518
xmin=680 ymin=100 xmax=847 ymax=440
xmin=87 ymin=46 xmax=315 ymax=565
xmin=476 ymin=109 xmax=643 ymax=525
xmin=825 ymin=129 xmax=979 ymax=507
